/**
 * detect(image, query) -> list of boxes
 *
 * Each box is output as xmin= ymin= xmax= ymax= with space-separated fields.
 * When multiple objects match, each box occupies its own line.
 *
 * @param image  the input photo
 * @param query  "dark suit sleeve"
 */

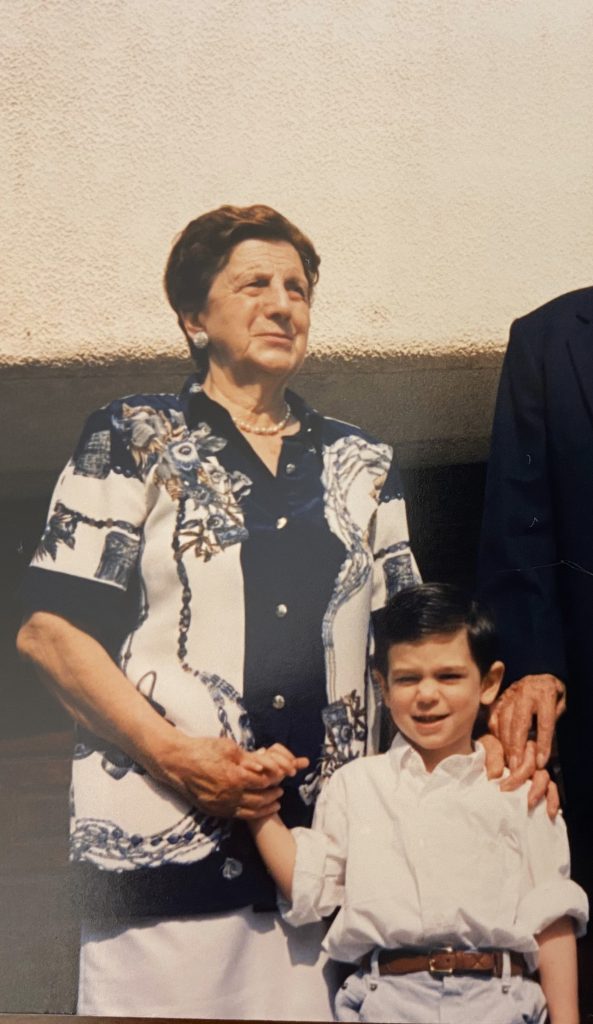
xmin=478 ymin=317 xmax=567 ymax=686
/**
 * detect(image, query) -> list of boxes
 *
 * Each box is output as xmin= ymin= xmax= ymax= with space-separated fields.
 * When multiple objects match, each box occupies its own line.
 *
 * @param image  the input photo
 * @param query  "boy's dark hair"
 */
xmin=374 ymin=582 xmax=499 ymax=678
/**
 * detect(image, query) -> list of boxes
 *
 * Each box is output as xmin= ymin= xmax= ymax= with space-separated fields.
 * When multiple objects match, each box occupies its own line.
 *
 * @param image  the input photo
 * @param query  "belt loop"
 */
xmin=500 ymin=950 xmax=511 ymax=994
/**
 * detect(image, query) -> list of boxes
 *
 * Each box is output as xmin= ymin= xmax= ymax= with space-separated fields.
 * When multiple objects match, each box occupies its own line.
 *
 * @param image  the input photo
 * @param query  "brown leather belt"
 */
xmin=360 ymin=948 xmax=525 ymax=978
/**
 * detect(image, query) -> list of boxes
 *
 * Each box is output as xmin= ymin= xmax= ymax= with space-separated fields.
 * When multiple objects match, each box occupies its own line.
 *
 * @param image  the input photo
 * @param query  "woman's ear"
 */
xmin=181 ymin=312 xmax=203 ymax=339
xmin=480 ymin=661 xmax=505 ymax=707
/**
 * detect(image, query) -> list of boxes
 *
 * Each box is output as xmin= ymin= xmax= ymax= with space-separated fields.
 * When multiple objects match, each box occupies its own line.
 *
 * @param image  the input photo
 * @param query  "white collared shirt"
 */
xmin=283 ymin=734 xmax=588 ymax=970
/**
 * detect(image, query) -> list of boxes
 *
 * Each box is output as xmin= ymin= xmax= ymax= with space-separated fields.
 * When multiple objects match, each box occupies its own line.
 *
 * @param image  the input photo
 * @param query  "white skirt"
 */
xmin=78 ymin=907 xmax=338 ymax=1020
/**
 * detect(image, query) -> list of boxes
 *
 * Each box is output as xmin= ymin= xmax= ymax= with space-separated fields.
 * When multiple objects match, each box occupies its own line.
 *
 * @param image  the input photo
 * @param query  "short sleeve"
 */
xmin=280 ymin=769 xmax=348 ymax=927
xmin=371 ymin=456 xmax=420 ymax=613
xmin=516 ymin=802 xmax=588 ymax=941
xmin=21 ymin=403 xmax=149 ymax=647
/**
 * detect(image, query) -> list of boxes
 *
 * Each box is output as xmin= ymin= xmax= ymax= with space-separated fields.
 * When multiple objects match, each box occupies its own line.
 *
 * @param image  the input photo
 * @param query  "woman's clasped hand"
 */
xmin=155 ymin=735 xmax=309 ymax=819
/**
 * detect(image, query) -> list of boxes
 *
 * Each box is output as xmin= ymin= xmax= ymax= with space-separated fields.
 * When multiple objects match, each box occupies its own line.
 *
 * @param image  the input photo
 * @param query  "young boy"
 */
xmin=250 ymin=584 xmax=588 ymax=1024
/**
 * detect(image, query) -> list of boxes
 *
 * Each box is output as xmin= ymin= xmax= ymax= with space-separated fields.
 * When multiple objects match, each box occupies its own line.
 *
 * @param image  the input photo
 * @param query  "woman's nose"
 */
xmin=264 ymin=283 xmax=291 ymax=316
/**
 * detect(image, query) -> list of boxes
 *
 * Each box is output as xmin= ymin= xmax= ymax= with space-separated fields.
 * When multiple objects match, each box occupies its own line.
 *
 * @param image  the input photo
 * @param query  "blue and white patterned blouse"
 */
xmin=23 ymin=374 xmax=418 ymax=917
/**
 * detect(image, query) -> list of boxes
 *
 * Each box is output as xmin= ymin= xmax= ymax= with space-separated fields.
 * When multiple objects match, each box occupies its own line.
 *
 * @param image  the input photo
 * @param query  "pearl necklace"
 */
xmin=232 ymin=401 xmax=292 ymax=436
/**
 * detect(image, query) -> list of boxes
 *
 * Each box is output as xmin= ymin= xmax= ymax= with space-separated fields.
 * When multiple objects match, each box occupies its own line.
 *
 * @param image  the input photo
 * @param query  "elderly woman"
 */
xmin=17 ymin=205 xmax=418 ymax=1020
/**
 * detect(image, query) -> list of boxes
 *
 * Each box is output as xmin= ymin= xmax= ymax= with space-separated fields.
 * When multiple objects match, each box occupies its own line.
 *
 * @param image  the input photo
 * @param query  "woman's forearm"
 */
xmin=537 ymin=916 xmax=579 ymax=1024
xmin=16 ymin=611 xmax=283 ymax=818
xmin=250 ymin=815 xmax=297 ymax=901
xmin=17 ymin=611 xmax=179 ymax=770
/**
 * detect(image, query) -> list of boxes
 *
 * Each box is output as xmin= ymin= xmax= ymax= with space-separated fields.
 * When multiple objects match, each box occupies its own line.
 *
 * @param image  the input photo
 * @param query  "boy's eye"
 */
xmin=392 ymin=676 xmax=419 ymax=685
xmin=438 ymin=673 xmax=463 ymax=682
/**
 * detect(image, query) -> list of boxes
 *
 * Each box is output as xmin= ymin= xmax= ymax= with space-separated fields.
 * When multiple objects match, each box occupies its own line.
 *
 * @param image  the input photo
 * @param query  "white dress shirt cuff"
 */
xmin=517 ymin=878 xmax=589 ymax=941
xmin=279 ymin=826 xmax=343 ymax=927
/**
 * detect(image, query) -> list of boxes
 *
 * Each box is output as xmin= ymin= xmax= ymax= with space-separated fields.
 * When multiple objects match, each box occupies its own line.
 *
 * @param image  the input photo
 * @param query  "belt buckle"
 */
xmin=428 ymin=946 xmax=455 ymax=976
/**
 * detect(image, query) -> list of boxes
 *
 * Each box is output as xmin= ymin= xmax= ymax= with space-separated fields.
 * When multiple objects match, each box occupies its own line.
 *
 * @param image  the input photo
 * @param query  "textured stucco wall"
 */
xmin=2 ymin=0 xmax=593 ymax=490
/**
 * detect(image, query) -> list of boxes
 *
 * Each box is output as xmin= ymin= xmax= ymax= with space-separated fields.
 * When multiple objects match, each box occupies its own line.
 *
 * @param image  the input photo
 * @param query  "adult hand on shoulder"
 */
xmin=489 ymin=674 xmax=566 ymax=771
xmin=478 ymin=732 xmax=560 ymax=818
xmin=486 ymin=674 xmax=565 ymax=818
xmin=152 ymin=734 xmax=290 ymax=820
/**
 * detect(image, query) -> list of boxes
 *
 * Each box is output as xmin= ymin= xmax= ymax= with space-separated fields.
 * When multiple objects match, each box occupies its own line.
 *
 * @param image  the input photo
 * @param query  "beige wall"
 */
xmin=2 ymin=0 xmax=592 ymax=490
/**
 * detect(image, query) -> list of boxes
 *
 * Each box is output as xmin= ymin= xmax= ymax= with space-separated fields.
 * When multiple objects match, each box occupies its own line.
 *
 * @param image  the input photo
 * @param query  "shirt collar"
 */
xmin=179 ymin=372 xmax=325 ymax=455
xmin=389 ymin=731 xmax=486 ymax=783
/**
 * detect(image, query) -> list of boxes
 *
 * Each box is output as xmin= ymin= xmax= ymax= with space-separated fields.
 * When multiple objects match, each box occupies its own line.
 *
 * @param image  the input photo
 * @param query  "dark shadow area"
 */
xmin=401 ymin=462 xmax=487 ymax=591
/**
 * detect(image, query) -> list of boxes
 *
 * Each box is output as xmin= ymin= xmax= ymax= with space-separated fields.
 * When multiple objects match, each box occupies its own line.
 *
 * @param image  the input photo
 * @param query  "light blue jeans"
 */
xmin=334 ymin=955 xmax=547 ymax=1024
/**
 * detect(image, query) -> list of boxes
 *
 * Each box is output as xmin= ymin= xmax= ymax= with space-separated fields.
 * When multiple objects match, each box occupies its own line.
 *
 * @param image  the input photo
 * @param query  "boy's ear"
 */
xmin=480 ymin=661 xmax=504 ymax=706
xmin=372 ymin=668 xmax=388 ymax=700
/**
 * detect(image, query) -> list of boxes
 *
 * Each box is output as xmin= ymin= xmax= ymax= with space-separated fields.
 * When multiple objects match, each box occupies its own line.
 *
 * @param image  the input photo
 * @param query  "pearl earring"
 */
xmin=192 ymin=330 xmax=209 ymax=349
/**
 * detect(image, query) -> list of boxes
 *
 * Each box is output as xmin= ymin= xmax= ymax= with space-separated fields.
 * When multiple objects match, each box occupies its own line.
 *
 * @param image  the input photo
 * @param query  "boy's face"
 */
xmin=379 ymin=627 xmax=503 ymax=771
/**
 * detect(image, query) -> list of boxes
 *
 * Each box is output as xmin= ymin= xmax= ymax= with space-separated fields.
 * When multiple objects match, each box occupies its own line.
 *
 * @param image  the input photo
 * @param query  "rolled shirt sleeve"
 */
xmin=516 ymin=801 xmax=588 ymax=944
xmin=280 ymin=770 xmax=348 ymax=927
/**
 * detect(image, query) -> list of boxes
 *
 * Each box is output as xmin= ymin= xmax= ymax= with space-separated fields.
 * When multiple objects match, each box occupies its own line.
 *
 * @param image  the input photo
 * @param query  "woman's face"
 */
xmin=188 ymin=238 xmax=311 ymax=383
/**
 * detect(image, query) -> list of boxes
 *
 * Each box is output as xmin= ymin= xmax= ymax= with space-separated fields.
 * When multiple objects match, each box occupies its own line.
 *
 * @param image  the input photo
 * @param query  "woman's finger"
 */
xmin=238 ymin=786 xmax=284 ymax=809
xmin=488 ymin=701 xmax=500 ymax=739
xmin=506 ymin=689 xmax=536 ymax=769
xmin=531 ymin=688 xmax=558 ymax=769
xmin=544 ymin=779 xmax=561 ymax=819
xmin=476 ymin=733 xmax=505 ymax=780
xmin=234 ymin=787 xmax=284 ymax=818
xmin=526 ymin=769 xmax=552 ymax=811
xmin=495 ymin=692 xmax=517 ymax=759
xmin=500 ymin=740 xmax=537 ymax=790
xmin=236 ymin=802 xmax=282 ymax=821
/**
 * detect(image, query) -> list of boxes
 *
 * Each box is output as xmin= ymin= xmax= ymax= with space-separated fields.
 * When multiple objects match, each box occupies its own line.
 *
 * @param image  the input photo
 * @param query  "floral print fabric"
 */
xmin=23 ymin=375 xmax=418 ymax=913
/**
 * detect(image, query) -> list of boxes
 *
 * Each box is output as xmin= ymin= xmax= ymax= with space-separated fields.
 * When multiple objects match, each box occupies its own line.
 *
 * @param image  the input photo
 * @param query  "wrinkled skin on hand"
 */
xmin=158 ymin=735 xmax=308 ymax=821
xmin=490 ymin=674 xmax=566 ymax=768
xmin=482 ymin=674 xmax=566 ymax=818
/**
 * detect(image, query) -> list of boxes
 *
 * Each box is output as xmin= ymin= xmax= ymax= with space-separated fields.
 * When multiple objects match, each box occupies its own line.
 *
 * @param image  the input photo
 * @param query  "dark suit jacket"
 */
xmin=478 ymin=287 xmax=593 ymax=805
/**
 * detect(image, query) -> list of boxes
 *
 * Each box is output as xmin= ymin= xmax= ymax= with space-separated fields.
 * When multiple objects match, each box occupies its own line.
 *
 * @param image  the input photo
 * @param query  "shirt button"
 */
xmin=276 ymin=516 xmax=288 ymax=530
xmin=285 ymin=463 xmax=296 ymax=475
xmin=275 ymin=603 xmax=288 ymax=618
xmin=272 ymin=694 xmax=286 ymax=710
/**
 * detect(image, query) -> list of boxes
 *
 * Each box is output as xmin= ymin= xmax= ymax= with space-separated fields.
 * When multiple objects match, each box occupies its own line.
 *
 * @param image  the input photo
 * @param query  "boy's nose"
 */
xmin=416 ymin=679 xmax=439 ymax=701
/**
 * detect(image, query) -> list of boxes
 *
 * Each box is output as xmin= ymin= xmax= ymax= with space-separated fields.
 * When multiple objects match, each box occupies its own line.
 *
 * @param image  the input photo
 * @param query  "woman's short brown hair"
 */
xmin=164 ymin=204 xmax=320 ymax=364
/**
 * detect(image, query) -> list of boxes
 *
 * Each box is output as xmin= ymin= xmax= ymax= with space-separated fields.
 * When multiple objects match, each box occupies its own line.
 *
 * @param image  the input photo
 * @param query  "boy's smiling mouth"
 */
xmin=412 ymin=713 xmax=450 ymax=723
